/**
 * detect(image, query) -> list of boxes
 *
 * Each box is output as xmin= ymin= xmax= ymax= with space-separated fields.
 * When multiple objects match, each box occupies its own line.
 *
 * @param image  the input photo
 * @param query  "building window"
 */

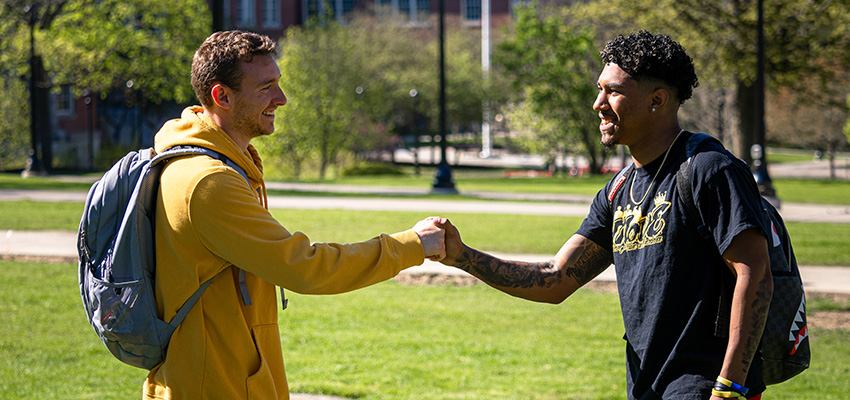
xmin=222 ymin=0 xmax=231 ymax=28
xmin=55 ymin=85 xmax=74 ymax=117
xmin=387 ymin=0 xmax=428 ymax=21
xmin=303 ymin=0 xmax=357 ymax=23
xmin=263 ymin=0 xmax=281 ymax=28
xmin=237 ymin=0 xmax=255 ymax=28
xmin=464 ymin=0 xmax=481 ymax=21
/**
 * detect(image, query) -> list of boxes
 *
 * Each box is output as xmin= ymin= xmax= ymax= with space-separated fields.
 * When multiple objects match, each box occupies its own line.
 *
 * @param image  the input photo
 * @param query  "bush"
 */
xmin=342 ymin=162 xmax=405 ymax=177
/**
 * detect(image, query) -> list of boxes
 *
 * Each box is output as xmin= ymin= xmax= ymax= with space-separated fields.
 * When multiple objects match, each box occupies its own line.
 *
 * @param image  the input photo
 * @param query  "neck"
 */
xmin=629 ymin=125 xmax=683 ymax=168
xmin=203 ymin=109 xmax=250 ymax=151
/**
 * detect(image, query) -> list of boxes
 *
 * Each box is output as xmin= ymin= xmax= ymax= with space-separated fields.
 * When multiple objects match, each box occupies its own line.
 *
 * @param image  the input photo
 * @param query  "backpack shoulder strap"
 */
xmin=157 ymin=146 xmax=288 ymax=310
xmin=675 ymin=132 xmax=733 ymax=338
xmin=156 ymin=145 xmax=257 ymax=307
xmin=676 ymin=133 xmax=722 ymax=240
xmin=607 ymin=162 xmax=635 ymax=210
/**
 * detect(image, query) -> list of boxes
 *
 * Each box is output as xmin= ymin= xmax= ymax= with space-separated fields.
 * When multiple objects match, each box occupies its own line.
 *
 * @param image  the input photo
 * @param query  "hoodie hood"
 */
xmin=155 ymin=106 xmax=264 ymax=183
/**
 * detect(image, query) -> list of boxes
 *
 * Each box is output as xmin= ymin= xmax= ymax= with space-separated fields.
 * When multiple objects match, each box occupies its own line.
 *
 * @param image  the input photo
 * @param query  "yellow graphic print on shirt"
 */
xmin=612 ymin=191 xmax=672 ymax=254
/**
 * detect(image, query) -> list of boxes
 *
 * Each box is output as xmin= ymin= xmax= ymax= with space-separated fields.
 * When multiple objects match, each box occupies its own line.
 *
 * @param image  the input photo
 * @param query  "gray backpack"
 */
xmin=78 ymin=146 xmax=253 ymax=369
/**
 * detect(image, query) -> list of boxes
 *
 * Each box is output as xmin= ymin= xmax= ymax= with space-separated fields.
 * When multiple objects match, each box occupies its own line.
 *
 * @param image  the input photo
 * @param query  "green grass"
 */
xmin=772 ymin=179 xmax=850 ymax=205
xmin=3 ymin=261 xmax=847 ymax=399
xmin=5 ymin=168 xmax=850 ymax=205
xmin=0 ymin=172 xmax=95 ymax=191
xmin=0 ymin=200 xmax=85 ymax=231
xmin=3 ymin=201 xmax=849 ymax=266
xmin=766 ymin=152 xmax=815 ymax=164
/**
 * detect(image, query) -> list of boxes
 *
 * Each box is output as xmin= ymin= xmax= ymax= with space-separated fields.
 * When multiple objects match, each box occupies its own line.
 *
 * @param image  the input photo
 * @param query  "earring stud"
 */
xmin=651 ymin=107 xmax=656 ymax=112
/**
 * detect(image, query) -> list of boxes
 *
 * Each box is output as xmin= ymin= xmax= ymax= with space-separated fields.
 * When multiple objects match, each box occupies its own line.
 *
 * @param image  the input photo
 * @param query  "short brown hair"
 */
xmin=191 ymin=30 xmax=278 ymax=107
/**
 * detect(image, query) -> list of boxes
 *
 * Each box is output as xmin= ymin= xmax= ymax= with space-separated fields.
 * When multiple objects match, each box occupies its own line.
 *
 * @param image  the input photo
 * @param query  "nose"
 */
xmin=274 ymin=85 xmax=287 ymax=106
xmin=592 ymin=91 xmax=606 ymax=111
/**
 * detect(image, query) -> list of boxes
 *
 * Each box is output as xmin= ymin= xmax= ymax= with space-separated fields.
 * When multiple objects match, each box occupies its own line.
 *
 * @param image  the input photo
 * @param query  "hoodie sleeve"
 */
xmin=187 ymin=166 xmax=425 ymax=294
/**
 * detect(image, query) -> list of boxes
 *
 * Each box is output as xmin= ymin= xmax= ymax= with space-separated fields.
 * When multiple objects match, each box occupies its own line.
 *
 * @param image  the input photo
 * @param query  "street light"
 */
xmin=22 ymin=4 xmax=47 ymax=177
xmin=431 ymin=0 xmax=457 ymax=193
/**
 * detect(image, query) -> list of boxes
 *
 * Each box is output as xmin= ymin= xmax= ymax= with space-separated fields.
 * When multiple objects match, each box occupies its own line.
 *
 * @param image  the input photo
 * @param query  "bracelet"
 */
xmin=713 ymin=376 xmax=748 ymax=399
xmin=711 ymin=388 xmax=747 ymax=399
xmin=716 ymin=376 xmax=748 ymax=395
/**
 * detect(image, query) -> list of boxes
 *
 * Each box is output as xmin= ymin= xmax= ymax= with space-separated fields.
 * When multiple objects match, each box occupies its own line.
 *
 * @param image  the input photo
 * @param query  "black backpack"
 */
xmin=677 ymin=133 xmax=810 ymax=385
xmin=607 ymin=132 xmax=810 ymax=385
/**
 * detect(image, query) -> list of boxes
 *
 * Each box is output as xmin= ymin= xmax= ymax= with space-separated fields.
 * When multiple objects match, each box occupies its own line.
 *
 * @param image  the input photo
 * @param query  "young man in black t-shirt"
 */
xmin=439 ymin=31 xmax=773 ymax=400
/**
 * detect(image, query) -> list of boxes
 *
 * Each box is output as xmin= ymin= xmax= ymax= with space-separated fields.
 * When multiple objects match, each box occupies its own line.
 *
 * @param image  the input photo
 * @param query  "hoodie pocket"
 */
xmin=246 ymin=324 xmax=285 ymax=400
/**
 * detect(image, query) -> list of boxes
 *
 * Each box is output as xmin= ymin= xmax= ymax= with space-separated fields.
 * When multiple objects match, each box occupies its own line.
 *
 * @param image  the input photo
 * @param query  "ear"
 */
xmin=211 ymin=84 xmax=232 ymax=109
xmin=650 ymin=87 xmax=670 ymax=112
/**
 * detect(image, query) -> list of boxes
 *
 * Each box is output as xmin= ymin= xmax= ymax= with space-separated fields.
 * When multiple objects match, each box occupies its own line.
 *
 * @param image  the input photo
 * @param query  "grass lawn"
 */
xmin=2 ymin=201 xmax=849 ymax=266
xmin=2 ymin=262 xmax=848 ymax=399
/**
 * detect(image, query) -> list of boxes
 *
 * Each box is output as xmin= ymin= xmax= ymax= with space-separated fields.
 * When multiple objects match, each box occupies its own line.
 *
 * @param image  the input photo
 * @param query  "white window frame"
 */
xmin=54 ymin=85 xmax=74 ymax=117
xmin=237 ymin=0 xmax=256 ymax=28
xmin=262 ymin=0 xmax=281 ymax=28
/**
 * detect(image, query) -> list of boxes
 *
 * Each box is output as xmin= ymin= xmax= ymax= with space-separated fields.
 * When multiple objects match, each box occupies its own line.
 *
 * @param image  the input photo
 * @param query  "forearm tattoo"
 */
xmin=455 ymin=251 xmax=561 ymax=289
xmin=453 ymin=240 xmax=612 ymax=290
xmin=739 ymin=275 xmax=774 ymax=375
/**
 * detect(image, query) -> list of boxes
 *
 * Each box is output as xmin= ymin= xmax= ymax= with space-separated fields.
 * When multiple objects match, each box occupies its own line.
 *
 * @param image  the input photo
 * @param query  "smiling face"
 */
xmin=592 ymin=63 xmax=655 ymax=149
xmin=230 ymin=54 xmax=287 ymax=140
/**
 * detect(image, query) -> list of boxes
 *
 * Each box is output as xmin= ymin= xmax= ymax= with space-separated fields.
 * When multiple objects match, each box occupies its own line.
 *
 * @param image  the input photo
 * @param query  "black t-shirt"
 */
xmin=576 ymin=131 xmax=768 ymax=399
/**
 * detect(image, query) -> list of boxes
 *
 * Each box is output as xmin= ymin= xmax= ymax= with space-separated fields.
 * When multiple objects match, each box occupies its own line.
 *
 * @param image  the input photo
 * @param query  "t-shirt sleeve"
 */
xmin=690 ymin=152 xmax=769 ymax=255
xmin=576 ymin=184 xmax=615 ymax=253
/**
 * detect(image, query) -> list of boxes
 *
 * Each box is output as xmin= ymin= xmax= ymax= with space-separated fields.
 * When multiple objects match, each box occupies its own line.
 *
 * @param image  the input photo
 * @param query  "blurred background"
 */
xmin=1 ymin=0 xmax=848 ymax=184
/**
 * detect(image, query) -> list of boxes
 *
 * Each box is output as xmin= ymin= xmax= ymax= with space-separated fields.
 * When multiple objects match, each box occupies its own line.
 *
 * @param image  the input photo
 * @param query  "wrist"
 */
xmin=711 ymin=376 xmax=748 ymax=400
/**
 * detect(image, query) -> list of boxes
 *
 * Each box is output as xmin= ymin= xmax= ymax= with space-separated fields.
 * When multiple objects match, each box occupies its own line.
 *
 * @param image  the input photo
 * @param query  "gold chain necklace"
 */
xmin=629 ymin=129 xmax=685 ymax=206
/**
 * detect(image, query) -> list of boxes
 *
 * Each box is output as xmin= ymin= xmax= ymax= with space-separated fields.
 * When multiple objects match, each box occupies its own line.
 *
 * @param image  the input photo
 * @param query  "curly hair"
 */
xmin=191 ymin=30 xmax=278 ymax=107
xmin=599 ymin=30 xmax=699 ymax=104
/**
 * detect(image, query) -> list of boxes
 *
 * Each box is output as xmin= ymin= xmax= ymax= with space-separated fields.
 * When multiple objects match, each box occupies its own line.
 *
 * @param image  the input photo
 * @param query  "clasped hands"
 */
xmin=411 ymin=216 xmax=462 ymax=264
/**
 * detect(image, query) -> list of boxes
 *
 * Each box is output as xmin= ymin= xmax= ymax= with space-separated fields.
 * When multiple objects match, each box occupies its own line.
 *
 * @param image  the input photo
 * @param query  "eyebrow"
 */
xmin=598 ymin=81 xmax=626 ymax=90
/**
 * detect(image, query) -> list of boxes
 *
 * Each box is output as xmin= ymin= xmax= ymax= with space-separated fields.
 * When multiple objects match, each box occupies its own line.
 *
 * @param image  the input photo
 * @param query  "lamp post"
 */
xmin=752 ymin=0 xmax=778 ymax=207
xmin=21 ymin=4 xmax=46 ymax=178
xmin=431 ymin=0 xmax=457 ymax=193
xmin=410 ymin=89 xmax=421 ymax=176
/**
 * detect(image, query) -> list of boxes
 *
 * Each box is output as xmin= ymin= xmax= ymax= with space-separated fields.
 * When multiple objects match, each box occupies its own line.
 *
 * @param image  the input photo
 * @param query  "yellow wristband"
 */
xmin=715 ymin=375 xmax=749 ymax=396
xmin=711 ymin=389 xmax=746 ymax=400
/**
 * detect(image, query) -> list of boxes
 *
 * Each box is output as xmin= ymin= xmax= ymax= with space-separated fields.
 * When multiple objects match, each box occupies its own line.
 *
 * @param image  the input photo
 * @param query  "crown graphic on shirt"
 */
xmin=654 ymin=191 xmax=668 ymax=206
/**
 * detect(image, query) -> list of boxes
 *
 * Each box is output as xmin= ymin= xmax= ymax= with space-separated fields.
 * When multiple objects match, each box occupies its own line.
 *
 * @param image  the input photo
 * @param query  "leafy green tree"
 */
xmin=0 ymin=0 xmax=210 ymax=170
xmin=494 ymin=3 xmax=606 ymax=173
xmin=259 ymin=13 xmax=490 ymax=179
xmin=260 ymin=18 xmax=367 ymax=180
xmin=565 ymin=0 xmax=850 ymax=164
xmin=0 ymin=74 xmax=29 ymax=170
xmin=0 ymin=0 xmax=210 ymax=103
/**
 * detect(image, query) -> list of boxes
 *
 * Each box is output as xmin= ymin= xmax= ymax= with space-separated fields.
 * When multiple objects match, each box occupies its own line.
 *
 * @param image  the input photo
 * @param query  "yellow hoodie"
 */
xmin=143 ymin=107 xmax=425 ymax=399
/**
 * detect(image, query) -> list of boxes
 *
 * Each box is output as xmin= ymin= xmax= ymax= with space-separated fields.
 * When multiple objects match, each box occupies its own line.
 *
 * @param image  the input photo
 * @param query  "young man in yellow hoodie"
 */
xmin=143 ymin=30 xmax=446 ymax=399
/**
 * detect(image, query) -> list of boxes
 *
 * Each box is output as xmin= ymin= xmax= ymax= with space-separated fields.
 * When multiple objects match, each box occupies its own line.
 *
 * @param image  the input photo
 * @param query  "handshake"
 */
xmin=411 ymin=216 xmax=460 ymax=264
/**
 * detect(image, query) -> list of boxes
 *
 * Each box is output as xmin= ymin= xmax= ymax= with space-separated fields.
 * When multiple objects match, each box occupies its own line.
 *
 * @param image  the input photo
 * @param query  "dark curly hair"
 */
xmin=191 ymin=30 xmax=278 ymax=107
xmin=599 ymin=30 xmax=699 ymax=104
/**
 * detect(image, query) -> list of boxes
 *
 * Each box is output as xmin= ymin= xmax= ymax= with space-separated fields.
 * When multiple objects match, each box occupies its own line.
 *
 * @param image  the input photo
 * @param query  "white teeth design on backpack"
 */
xmin=771 ymin=221 xmax=781 ymax=247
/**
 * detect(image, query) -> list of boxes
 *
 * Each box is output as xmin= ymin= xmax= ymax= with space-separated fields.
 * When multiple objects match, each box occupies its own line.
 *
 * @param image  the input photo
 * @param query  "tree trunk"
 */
xmin=734 ymin=78 xmax=757 ymax=165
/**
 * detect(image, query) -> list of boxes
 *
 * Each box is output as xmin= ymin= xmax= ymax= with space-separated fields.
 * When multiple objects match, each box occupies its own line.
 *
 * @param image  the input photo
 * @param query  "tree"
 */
xmin=0 ymin=74 xmax=29 ymax=171
xmin=494 ymin=2 xmax=607 ymax=173
xmin=565 ymin=0 xmax=850 ymax=164
xmin=259 ymin=17 xmax=368 ymax=180
xmin=258 ymin=13 xmax=489 ymax=179
xmin=0 ymin=0 xmax=210 ymax=169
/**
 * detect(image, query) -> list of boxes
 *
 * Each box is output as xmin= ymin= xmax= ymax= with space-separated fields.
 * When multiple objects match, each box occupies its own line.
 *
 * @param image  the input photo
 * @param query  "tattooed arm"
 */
xmin=715 ymin=228 xmax=773 ymax=397
xmin=439 ymin=220 xmax=613 ymax=304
